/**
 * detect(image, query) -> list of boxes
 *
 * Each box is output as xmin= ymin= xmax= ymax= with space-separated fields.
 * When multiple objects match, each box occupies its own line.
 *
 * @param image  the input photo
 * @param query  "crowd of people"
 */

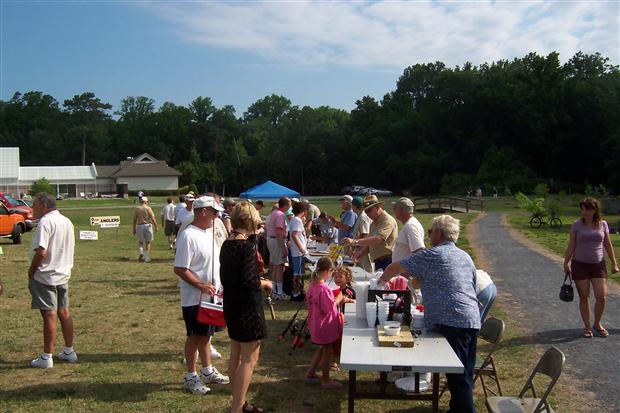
xmin=15 ymin=190 xmax=618 ymax=413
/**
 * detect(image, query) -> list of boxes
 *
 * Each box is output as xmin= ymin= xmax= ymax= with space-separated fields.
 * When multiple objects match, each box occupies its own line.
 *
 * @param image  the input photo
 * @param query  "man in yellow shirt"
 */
xmin=133 ymin=197 xmax=158 ymax=262
xmin=343 ymin=195 xmax=397 ymax=271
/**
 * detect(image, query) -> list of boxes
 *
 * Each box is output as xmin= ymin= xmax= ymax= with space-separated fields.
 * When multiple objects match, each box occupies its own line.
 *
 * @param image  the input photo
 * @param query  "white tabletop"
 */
xmin=339 ymin=305 xmax=464 ymax=374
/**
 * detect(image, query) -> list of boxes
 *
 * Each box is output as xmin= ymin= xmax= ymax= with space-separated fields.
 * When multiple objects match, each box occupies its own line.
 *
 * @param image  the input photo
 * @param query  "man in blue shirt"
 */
xmin=329 ymin=195 xmax=357 ymax=245
xmin=378 ymin=214 xmax=480 ymax=413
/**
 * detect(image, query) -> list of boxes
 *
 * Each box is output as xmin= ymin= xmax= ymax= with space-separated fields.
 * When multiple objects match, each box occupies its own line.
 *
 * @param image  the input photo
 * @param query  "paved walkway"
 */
xmin=473 ymin=213 xmax=620 ymax=413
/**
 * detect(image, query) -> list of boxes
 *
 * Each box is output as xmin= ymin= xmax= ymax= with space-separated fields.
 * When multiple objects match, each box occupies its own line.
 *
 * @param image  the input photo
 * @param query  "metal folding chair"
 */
xmin=485 ymin=346 xmax=565 ymax=413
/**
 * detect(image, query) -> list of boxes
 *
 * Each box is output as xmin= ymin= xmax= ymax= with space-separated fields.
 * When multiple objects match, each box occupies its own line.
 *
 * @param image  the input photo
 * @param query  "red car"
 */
xmin=0 ymin=193 xmax=34 ymax=231
xmin=0 ymin=202 xmax=26 ymax=244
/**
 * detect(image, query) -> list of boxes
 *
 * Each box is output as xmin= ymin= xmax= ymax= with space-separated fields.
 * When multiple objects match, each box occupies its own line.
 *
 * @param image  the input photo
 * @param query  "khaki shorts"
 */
xmin=29 ymin=278 xmax=69 ymax=310
xmin=136 ymin=224 xmax=154 ymax=243
xmin=267 ymin=237 xmax=288 ymax=265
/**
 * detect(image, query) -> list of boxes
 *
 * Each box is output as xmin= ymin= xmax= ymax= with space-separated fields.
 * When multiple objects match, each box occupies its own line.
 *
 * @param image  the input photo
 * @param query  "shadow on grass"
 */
xmin=0 ymin=352 xmax=180 ymax=369
xmin=499 ymin=328 xmax=620 ymax=348
xmin=0 ymin=381 xmax=178 ymax=402
xmin=245 ymin=374 xmax=436 ymax=413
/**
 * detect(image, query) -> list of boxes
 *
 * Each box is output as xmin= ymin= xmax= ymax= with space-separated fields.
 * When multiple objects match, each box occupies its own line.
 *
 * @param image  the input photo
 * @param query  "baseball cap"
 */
xmin=352 ymin=196 xmax=364 ymax=209
xmin=340 ymin=195 xmax=353 ymax=203
xmin=140 ymin=196 xmax=149 ymax=203
xmin=184 ymin=193 xmax=195 ymax=201
xmin=393 ymin=197 xmax=414 ymax=210
xmin=193 ymin=196 xmax=224 ymax=211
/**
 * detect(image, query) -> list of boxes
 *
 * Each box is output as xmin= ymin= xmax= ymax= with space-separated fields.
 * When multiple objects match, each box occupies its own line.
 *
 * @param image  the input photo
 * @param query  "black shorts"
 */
xmin=182 ymin=305 xmax=216 ymax=337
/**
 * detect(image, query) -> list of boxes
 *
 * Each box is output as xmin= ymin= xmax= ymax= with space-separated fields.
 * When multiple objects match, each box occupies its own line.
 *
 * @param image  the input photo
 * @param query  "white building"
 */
xmin=95 ymin=153 xmax=181 ymax=192
xmin=0 ymin=148 xmax=181 ymax=198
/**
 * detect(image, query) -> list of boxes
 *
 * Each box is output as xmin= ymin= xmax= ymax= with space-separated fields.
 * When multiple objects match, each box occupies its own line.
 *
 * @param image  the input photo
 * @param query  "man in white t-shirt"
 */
xmin=173 ymin=196 xmax=229 ymax=395
xmin=27 ymin=192 xmax=77 ymax=369
xmin=289 ymin=202 xmax=308 ymax=299
xmin=175 ymin=193 xmax=195 ymax=235
xmin=390 ymin=197 xmax=425 ymax=290
xmin=161 ymin=197 xmax=176 ymax=249
xmin=392 ymin=197 xmax=425 ymax=262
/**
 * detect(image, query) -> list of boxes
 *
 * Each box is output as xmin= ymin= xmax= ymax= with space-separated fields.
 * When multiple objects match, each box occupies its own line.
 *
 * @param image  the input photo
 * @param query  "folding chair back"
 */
xmin=486 ymin=346 xmax=565 ymax=413
xmin=474 ymin=317 xmax=505 ymax=397
xmin=479 ymin=317 xmax=504 ymax=345
xmin=519 ymin=346 xmax=565 ymax=405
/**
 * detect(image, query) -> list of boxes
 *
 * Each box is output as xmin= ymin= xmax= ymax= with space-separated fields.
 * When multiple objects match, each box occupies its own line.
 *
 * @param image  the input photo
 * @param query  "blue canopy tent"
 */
xmin=239 ymin=180 xmax=300 ymax=200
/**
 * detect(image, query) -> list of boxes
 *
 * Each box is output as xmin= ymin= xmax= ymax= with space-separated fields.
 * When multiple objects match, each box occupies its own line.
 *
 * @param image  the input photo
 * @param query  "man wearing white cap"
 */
xmin=174 ymin=196 xmax=230 ymax=395
xmin=389 ymin=197 xmax=425 ymax=289
xmin=132 ymin=196 xmax=158 ymax=262
xmin=392 ymin=197 xmax=425 ymax=262
xmin=175 ymin=193 xmax=195 ymax=236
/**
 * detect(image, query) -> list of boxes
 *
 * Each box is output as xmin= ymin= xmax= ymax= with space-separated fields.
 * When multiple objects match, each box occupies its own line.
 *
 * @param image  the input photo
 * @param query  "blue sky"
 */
xmin=1 ymin=1 xmax=618 ymax=115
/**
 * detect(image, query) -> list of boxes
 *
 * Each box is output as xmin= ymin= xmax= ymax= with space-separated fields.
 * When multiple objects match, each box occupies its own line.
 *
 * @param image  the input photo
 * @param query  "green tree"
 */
xmin=62 ymin=92 xmax=112 ymax=165
xmin=29 ymin=177 xmax=56 ymax=195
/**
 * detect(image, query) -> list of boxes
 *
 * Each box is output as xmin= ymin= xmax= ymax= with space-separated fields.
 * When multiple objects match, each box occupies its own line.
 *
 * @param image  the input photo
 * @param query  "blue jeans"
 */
xmin=438 ymin=324 xmax=478 ymax=413
xmin=477 ymin=283 xmax=497 ymax=323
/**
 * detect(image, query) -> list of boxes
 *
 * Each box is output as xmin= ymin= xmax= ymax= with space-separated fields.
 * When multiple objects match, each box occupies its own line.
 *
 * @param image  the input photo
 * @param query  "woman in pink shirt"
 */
xmin=304 ymin=257 xmax=343 ymax=388
xmin=564 ymin=198 xmax=618 ymax=338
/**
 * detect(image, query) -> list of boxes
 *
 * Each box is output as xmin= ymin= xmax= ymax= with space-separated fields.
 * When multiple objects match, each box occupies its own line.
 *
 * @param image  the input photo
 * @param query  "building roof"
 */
xmin=0 ymin=147 xmax=20 ymax=184
xmin=19 ymin=164 xmax=97 ymax=182
xmin=109 ymin=153 xmax=181 ymax=177
xmin=112 ymin=162 xmax=182 ymax=177
xmin=95 ymin=165 xmax=121 ymax=178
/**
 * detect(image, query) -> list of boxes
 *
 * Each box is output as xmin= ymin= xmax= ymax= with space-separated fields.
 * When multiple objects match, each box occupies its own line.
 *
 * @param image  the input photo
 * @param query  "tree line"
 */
xmin=1 ymin=51 xmax=618 ymax=196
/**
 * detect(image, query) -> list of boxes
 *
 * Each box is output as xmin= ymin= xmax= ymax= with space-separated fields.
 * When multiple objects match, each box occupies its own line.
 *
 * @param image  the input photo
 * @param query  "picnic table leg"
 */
xmin=432 ymin=373 xmax=440 ymax=413
xmin=348 ymin=370 xmax=356 ymax=413
xmin=379 ymin=371 xmax=388 ymax=395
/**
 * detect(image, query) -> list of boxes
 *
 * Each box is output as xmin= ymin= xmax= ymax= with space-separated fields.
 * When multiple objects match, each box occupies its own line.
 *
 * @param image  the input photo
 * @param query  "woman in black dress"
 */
xmin=220 ymin=201 xmax=272 ymax=413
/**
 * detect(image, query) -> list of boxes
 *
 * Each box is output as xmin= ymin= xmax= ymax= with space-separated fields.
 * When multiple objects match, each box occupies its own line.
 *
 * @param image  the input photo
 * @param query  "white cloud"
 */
xmin=145 ymin=1 xmax=619 ymax=68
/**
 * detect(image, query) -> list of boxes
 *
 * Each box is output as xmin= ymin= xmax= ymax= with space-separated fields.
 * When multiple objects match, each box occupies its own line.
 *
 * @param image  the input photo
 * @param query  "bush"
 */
xmin=515 ymin=192 xmax=546 ymax=216
xmin=29 ymin=178 xmax=56 ymax=196
xmin=533 ymin=183 xmax=549 ymax=198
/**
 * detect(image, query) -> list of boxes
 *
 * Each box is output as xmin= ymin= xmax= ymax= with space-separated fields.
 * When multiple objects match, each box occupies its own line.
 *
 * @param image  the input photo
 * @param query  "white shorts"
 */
xmin=136 ymin=224 xmax=153 ymax=243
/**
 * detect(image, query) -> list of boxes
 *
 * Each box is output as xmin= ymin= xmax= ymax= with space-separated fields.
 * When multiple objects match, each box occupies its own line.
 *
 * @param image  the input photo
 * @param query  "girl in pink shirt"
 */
xmin=304 ymin=257 xmax=343 ymax=388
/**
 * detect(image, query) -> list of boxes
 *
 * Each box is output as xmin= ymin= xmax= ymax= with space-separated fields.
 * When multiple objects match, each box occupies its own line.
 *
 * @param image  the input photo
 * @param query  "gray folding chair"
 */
xmin=438 ymin=317 xmax=505 ymax=399
xmin=486 ymin=346 xmax=565 ymax=413
xmin=474 ymin=317 xmax=505 ymax=397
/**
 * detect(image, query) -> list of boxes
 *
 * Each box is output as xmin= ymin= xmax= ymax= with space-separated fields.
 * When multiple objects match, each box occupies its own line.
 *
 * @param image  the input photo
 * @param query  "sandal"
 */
xmin=594 ymin=326 xmax=609 ymax=338
xmin=321 ymin=380 xmax=342 ymax=389
xmin=242 ymin=401 xmax=264 ymax=413
xmin=583 ymin=330 xmax=593 ymax=338
xmin=304 ymin=375 xmax=320 ymax=384
xmin=330 ymin=363 xmax=340 ymax=372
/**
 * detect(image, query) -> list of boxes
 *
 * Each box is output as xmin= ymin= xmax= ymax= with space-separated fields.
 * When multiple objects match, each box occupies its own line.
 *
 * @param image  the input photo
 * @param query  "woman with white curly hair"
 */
xmin=378 ymin=214 xmax=480 ymax=413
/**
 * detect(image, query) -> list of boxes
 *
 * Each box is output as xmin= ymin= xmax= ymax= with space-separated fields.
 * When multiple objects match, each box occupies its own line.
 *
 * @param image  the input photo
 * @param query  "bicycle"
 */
xmin=529 ymin=211 xmax=562 ymax=229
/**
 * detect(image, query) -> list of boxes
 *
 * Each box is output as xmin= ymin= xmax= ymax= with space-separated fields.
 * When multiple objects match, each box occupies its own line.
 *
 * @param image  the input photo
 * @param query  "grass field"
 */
xmin=0 ymin=197 xmax=574 ymax=412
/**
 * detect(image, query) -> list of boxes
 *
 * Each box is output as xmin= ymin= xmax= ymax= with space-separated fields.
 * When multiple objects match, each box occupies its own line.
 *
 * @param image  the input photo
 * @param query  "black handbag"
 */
xmin=559 ymin=272 xmax=574 ymax=302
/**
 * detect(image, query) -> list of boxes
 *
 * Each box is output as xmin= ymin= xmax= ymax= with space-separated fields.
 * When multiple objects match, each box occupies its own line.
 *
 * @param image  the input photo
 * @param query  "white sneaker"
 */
xmin=57 ymin=350 xmax=78 ymax=363
xmin=144 ymin=255 xmax=151 ymax=263
xmin=210 ymin=345 xmax=221 ymax=359
xmin=30 ymin=355 xmax=53 ymax=369
xmin=184 ymin=375 xmax=210 ymax=395
xmin=201 ymin=367 xmax=230 ymax=385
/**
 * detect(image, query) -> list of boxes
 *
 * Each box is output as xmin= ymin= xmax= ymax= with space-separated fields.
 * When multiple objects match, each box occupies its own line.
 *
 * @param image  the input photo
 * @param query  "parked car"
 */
xmin=0 ymin=193 xmax=35 ymax=231
xmin=0 ymin=203 xmax=27 ymax=244
xmin=16 ymin=199 xmax=33 ymax=208
xmin=372 ymin=188 xmax=393 ymax=197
